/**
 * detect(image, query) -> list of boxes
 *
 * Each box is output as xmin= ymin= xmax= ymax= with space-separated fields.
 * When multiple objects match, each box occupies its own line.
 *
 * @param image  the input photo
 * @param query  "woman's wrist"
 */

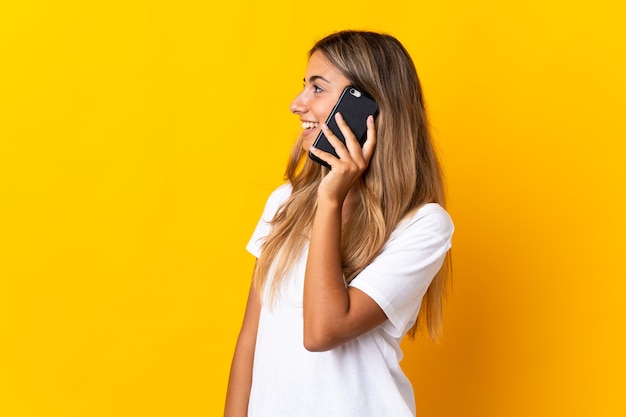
xmin=316 ymin=193 xmax=344 ymax=212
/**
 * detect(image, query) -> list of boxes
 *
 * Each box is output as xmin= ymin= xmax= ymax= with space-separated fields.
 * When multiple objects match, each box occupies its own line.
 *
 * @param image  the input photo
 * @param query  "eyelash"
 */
xmin=303 ymin=83 xmax=324 ymax=94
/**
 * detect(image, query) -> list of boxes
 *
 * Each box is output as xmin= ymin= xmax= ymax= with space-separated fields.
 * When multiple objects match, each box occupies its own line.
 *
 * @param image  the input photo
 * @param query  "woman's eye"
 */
xmin=313 ymin=85 xmax=323 ymax=93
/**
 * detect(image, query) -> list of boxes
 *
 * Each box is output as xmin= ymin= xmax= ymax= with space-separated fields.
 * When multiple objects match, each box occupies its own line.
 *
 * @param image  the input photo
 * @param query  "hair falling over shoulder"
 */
xmin=253 ymin=31 xmax=451 ymax=343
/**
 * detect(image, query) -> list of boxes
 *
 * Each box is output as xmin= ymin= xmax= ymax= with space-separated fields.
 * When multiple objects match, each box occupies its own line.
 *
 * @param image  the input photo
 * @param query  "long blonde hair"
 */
xmin=253 ymin=31 xmax=451 ymax=342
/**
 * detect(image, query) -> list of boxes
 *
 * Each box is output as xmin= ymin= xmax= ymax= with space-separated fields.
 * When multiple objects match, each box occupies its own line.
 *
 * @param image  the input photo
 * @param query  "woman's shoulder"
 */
xmin=394 ymin=203 xmax=454 ymax=242
xmin=258 ymin=183 xmax=293 ymax=221
xmin=266 ymin=182 xmax=293 ymax=206
xmin=413 ymin=202 xmax=452 ymax=221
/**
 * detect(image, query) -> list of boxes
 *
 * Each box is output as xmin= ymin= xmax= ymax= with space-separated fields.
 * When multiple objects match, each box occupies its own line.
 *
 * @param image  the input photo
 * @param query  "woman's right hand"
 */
xmin=309 ymin=113 xmax=377 ymax=205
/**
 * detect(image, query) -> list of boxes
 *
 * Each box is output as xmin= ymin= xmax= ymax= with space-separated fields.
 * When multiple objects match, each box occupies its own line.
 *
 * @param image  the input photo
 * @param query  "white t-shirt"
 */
xmin=246 ymin=183 xmax=454 ymax=417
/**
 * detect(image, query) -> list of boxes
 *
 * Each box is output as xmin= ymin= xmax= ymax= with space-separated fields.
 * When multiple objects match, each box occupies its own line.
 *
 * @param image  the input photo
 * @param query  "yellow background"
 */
xmin=1 ymin=1 xmax=624 ymax=416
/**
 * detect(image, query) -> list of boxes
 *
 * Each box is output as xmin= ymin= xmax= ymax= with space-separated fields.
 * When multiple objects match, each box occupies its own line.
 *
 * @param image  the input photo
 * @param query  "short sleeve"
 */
xmin=246 ymin=184 xmax=293 ymax=258
xmin=349 ymin=204 xmax=454 ymax=338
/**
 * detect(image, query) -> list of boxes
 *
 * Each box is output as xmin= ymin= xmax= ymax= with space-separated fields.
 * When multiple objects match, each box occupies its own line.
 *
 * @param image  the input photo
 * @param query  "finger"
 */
xmin=334 ymin=112 xmax=362 ymax=157
xmin=327 ymin=113 xmax=364 ymax=170
xmin=320 ymin=122 xmax=351 ymax=161
xmin=310 ymin=141 xmax=338 ymax=169
xmin=361 ymin=115 xmax=377 ymax=164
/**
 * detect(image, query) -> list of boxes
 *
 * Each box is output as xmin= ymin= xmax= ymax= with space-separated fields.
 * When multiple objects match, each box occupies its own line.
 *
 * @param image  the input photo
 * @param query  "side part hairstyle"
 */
xmin=253 ymin=30 xmax=451 ymax=342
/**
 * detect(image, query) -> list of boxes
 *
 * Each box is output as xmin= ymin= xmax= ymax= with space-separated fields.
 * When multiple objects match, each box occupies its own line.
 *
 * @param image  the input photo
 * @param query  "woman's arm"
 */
xmin=304 ymin=114 xmax=387 ymax=352
xmin=224 ymin=280 xmax=261 ymax=417
xmin=303 ymin=197 xmax=387 ymax=352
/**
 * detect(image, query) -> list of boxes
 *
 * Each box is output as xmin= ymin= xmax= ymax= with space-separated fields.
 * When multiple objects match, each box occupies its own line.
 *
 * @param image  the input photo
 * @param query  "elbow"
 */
xmin=303 ymin=326 xmax=340 ymax=352
xmin=303 ymin=335 xmax=332 ymax=352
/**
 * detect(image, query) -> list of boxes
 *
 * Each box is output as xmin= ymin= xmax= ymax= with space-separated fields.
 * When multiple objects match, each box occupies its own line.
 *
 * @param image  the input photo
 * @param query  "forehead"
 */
xmin=305 ymin=51 xmax=349 ymax=84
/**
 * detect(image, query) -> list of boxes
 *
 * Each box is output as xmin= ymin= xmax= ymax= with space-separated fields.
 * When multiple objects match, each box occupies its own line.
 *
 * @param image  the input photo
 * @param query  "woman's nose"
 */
xmin=290 ymin=91 xmax=307 ymax=114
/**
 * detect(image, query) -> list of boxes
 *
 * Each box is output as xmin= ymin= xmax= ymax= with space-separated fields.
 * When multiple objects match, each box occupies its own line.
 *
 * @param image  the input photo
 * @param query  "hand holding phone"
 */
xmin=309 ymin=86 xmax=379 ymax=169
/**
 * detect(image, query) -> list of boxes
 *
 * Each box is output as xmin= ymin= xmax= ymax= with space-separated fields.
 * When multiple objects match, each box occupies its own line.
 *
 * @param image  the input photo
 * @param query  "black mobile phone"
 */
xmin=309 ymin=86 xmax=379 ymax=168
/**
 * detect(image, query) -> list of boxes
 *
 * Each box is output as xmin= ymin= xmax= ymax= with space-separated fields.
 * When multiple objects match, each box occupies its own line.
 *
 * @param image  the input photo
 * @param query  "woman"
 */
xmin=225 ymin=30 xmax=454 ymax=417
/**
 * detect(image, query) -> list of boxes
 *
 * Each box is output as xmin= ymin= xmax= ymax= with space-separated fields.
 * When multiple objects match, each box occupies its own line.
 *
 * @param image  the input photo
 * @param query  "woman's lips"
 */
xmin=301 ymin=121 xmax=320 ymax=137
xmin=301 ymin=126 xmax=319 ymax=137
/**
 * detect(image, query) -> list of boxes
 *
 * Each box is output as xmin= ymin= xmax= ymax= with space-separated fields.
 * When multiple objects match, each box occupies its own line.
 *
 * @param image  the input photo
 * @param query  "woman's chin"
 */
xmin=302 ymin=138 xmax=314 ymax=153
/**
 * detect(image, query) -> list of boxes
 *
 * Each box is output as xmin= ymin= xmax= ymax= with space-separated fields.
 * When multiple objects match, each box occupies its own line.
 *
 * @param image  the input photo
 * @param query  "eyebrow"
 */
xmin=304 ymin=75 xmax=331 ymax=84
